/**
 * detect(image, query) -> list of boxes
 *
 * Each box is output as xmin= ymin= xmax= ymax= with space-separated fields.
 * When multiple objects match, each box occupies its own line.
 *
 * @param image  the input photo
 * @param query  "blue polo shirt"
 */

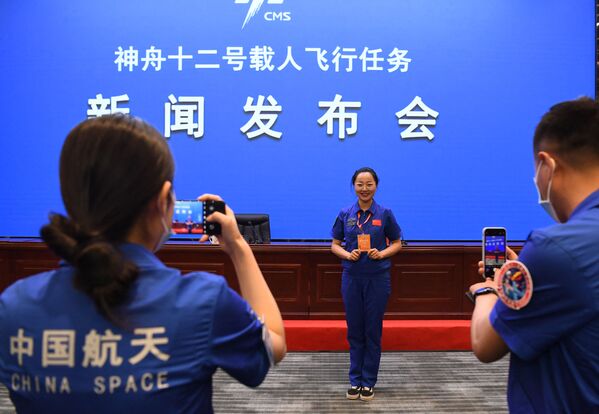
xmin=0 ymin=243 xmax=271 ymax=414
xmin=490 ymin=189 xmax=599 ymax=413
xmin=331 ymin=200 xmax=401 ymax=276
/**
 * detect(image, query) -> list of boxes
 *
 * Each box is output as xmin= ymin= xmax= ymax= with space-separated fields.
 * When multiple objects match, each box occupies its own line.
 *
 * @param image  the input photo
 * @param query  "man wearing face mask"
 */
xmin=468 ymin=97 xmax=599 ymax=413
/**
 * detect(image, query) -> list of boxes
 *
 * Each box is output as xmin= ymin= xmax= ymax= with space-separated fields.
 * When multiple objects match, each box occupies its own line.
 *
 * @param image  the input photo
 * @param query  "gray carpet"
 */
xmin=0 ymin=351 xmax=508 ymax=413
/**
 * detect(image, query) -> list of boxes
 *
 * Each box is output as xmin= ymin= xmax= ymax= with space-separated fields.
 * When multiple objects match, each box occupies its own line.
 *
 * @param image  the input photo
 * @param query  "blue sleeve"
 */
xmin=384 ymin=210 xmax=401 ymax=242
xmin=489 ymin=232 xmax=597 ymax=361
xmin=331 ymin=211 xmax=345 ymax=241
xmin=208 ymin=282 xmax=271 ymax=387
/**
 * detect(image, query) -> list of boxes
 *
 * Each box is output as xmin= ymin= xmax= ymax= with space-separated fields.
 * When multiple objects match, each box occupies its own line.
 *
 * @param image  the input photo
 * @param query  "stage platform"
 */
xmin=284 ymin=320 xmax=471 ymax=351
xmin=1 ymin=240 xmax=522 ymax=320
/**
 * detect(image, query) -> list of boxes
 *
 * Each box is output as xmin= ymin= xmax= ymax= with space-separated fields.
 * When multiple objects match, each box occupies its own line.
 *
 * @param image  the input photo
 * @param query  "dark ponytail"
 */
xmin=41 ymin=114 xmax=174 ymax=325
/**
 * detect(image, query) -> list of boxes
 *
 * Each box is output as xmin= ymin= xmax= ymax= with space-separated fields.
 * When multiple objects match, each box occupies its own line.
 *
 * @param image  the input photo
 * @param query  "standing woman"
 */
xmin=331 ymin=167 xmax=402 ymax=401
xmin=0 ymin=114 xmax=286 ymax=413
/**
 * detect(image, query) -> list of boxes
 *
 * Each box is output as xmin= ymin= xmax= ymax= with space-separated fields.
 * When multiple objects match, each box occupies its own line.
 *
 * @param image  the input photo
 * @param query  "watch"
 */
xmin=472 ymin=287 xmax=498 ymax=299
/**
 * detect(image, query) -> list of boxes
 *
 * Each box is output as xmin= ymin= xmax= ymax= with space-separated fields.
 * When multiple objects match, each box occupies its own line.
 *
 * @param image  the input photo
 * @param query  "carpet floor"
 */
xmin=1 ymin=351 xmax=509 ymax=413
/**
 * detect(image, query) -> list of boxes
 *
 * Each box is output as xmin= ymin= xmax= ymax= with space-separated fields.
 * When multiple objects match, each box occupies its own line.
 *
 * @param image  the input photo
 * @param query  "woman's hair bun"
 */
xmin=41 ymin=213 xmax=138 ymax=322
xmin=40 ymin=214 xmax=79 ymax=263
xmin=73 ymin=239 xmax=138 ymax=320
xmin=76 ymin=241 xmax=123 ymax=288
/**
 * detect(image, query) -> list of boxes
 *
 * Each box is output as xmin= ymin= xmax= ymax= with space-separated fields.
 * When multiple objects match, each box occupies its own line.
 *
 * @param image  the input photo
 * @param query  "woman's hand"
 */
xmin=367 ymin=248 xmax=383 ymax=260
xmin=347 ymin=249 xmax=361 ymax=261
xmin=198 ymin=194 xmax=244 ymax=255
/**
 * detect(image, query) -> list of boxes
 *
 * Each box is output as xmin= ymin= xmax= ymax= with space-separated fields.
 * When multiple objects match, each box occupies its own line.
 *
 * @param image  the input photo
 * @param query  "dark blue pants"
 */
xmin=341 ymin=271 xmax=391 ymax=388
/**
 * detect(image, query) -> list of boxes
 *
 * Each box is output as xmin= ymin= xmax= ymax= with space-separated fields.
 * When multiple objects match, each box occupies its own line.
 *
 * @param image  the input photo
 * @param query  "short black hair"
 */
xmin=533 ymin=97 xmax=599 ymax=166
xmin=351 ymin=167 xmax=379 ymax=185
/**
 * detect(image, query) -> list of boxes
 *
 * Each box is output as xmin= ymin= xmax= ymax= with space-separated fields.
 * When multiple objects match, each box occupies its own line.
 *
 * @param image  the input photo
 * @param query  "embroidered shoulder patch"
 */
xmin=496 ymin=260 xmax=533 ymax=310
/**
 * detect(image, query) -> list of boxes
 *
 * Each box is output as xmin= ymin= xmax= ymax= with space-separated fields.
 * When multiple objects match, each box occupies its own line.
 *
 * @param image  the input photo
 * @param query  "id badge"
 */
xmin=357 ymin=234 xmax=371 ymax=251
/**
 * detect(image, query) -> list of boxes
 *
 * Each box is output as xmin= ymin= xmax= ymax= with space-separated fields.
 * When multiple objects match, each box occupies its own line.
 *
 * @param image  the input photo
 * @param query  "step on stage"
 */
xmin=285 ymin=320 xmax=471 ymax=351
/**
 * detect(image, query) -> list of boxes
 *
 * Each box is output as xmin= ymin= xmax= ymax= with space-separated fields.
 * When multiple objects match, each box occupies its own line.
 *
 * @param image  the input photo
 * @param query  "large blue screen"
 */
xmin=0 ymin=0 xmax=594 ymax=240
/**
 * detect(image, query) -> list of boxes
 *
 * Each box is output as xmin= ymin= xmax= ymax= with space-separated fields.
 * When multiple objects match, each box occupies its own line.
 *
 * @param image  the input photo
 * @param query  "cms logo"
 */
xmin=235 ymin=0 xmax=292 ymax=29
xmin=264 ymin=11 xmax=291 ymax=21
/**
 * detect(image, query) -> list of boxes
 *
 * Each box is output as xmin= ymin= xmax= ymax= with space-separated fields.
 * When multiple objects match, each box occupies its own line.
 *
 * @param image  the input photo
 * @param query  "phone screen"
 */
xmin=171 ymin=200 xmax=204 ymax=239
xmin=484 ymin=230 xmax=506 ymax=278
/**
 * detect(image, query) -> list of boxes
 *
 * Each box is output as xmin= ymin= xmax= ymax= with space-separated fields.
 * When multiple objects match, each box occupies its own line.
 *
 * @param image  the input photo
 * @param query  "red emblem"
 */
xmin=372 ymin=219 xmax=382 ymax=226
xmin=496 ymin=260 xmax=533 ymax=310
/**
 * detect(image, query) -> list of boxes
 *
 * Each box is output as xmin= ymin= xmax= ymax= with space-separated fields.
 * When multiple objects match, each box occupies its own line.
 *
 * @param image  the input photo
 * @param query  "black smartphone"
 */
xmin=482 ymin=227 xmax=507 ymax=279
xmin=203 ymin=200 xmax=226 ymax=236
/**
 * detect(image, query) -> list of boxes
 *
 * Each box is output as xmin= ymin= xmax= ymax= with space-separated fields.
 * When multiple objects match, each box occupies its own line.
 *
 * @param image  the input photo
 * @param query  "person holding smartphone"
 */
xmin=469 ymin=98 xmax=599 ymax=412
xmin=330 ymin=167 xmax=402 ymax=401
xmin=0 ymin=114 xmax=286 ymax=413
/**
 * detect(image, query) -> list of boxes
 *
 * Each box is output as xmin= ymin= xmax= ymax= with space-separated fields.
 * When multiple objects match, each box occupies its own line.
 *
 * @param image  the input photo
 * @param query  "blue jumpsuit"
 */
xmin=490 ymin=189 xmax=599 ymax=412
xmin=332 ymin=200 xmax=401 ymax=388
xmin=0 ymin=243 xmax=272 ymax=414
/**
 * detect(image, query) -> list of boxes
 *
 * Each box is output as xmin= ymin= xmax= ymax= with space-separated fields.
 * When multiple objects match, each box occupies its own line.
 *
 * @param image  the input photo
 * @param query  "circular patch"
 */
xmin=495 ymin=260 xmax=533 ymax=310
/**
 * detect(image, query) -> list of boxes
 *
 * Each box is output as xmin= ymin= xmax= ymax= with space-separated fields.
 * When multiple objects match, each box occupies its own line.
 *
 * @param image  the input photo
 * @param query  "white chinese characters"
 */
xmin=86 ymin=93 xmax=439 ymax=141
xmin=8 ymin=327 xmax=172 ymax=396
xmin=129 ymin=327 xmax=170 ymax=365
xmin=82 ymin=329 xmax=123 ymax=368
xmin=42 ymin=330 xmax=75 ymax=368
xmin=395 ymin=96 xmax=439 ymax=141
xmin=9 ymin=326 xmax=171 ymax=368
xmin=114 ymin=45 xmax=409 ymax=73
xmin=164 ymin=94 xmax=205 ymax=139
xmin=318 ymin=94 xmax=361 ymax=140
xmin=241 ymin=95 xmax=283 ymax=139
xmin=10 ymin=329 xmax=33 ymax=366
xmin=87 ymin=94 xmax=130 ymax=118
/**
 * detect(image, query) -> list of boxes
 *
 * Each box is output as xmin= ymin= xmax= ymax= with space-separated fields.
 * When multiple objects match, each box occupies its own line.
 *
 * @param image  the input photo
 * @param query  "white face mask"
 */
xmin=533 ymin=160 xmax=560 ymax=223
xmin=153 ymin=192 xmax=174 ymax=252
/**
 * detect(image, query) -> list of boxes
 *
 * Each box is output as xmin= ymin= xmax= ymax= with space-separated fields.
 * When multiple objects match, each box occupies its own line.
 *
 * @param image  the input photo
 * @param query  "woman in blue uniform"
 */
xmin=331 ymin=167 xmax=402 ymax=401
xmin=0 ymin=114 xmax=286 ymax=413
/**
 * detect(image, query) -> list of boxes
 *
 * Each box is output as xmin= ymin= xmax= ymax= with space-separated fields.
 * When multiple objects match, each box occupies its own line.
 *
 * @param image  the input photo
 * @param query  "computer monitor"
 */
xmin=235 ymin=214 xmax=271 ymax=244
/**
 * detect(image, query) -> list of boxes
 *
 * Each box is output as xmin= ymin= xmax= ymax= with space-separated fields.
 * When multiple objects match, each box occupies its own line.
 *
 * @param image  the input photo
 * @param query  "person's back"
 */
xmin=499 ymin=193 xmax=599 ymax=411
xmin=1 ymin=243 xmax=270 ymax=413
xmin=0 ymin=114 xmax=286 ymax=413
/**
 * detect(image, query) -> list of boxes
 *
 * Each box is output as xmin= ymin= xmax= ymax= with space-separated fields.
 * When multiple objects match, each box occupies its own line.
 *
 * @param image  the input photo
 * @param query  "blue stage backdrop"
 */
xmin=0 ymin=0 xmax=594 ymax=240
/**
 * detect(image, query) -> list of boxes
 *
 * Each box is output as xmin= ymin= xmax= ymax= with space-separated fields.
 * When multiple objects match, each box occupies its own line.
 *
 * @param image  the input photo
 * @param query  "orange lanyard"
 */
xmin=356 ymin=211 xmax=372 ymax=233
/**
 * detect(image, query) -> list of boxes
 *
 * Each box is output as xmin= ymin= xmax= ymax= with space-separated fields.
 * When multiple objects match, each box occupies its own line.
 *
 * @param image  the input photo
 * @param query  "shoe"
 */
xmin=360 ymin=386 xmax=374 ymax=401
xmin=346 ymin=385 xmax=361 ymax=400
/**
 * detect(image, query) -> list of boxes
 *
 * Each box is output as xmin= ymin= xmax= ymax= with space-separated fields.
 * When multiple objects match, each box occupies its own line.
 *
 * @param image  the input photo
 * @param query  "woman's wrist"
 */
xmin=225 ymin=236 xmax=250 ymax=259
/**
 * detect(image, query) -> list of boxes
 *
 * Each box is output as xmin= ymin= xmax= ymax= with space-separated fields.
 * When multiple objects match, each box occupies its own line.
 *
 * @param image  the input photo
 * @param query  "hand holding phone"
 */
xmin=482 ymin=227 xmax=507 ymax=279
xmin=197 ymin=194 xmax=245 ymax=255
xmin=203 ymin=200 xmax=226 ymax=236
xmin=171 ymin=199 xmax=226 ymax=238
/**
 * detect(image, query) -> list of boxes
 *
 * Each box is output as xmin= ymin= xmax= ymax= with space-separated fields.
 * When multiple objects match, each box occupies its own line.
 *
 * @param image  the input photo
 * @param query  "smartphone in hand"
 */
xmin=482 ymin=227 xmax=507 ymax=279
xmin=172 ymin=200 xmax=204 ymax=239
xmin=203 ymin=200 xmax=226 ymax=236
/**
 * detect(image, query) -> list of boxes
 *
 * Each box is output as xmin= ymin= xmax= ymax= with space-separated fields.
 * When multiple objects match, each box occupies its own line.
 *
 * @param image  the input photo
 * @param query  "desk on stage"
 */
xmin=0 ymin=240 xmax=505 ymax=320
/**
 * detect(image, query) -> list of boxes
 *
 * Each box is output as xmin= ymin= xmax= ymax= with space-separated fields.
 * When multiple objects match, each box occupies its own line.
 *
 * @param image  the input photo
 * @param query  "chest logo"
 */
xmin=496 ymin=260 xmax=533 ymax=310
xmin=346 ymin=218 xmax=357 ymax=227
xmin=372 ymin=219 xmax=382 ymax=226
